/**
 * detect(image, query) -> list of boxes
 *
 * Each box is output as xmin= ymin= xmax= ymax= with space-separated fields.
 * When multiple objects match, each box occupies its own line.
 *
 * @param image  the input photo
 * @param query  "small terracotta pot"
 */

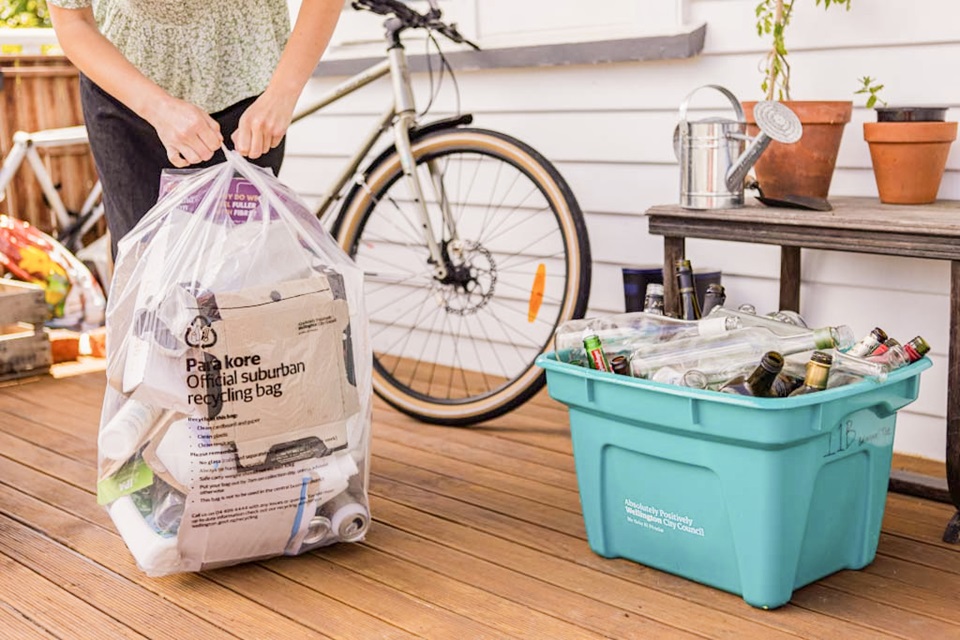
xmin=744 ymin=101 xmax=852 ymax=200
xmin=863 ymin=121 xmax=957 ymax=204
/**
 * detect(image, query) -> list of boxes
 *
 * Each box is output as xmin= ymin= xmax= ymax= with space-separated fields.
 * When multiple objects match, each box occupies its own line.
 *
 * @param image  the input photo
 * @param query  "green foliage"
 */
xmin=1 ymin=0 xmax=52 ymax=28
xmin=755 ymin=0 xmax=852 ymax=100
xmin=855 ymin=76 xmax=886 ymax=109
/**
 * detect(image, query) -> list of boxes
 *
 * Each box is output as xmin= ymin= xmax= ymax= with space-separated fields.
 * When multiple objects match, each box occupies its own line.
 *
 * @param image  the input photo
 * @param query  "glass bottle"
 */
xmin=700 ymin=283 xmax=726 ymax=316
xmin=867 ymin=337 xmax=900 ymax=358
xmin=846 ymin=327 xmax=888 ymax=357
xmin=772 ymin=358 xmax=806 ymax=397
xmin=789 ymin=351 xmax=834 ymax=396
xmin=675 ymin=259 xmax=702 ymax=320
xmin=609 ymin=354 xmax=630 ymax=376
xmin=707 ymin=306 xmax=808 ymax=337
xmin=629 ymin=324 xmax=855 ymax=381
xmin=583 ymin=333 xmax=611 ymax=372
xmin=866 ymin=343 xmax=910 ymax=369
xmin=650 ymin=367 xmax=709 ymax=389
xmin=642 ymin=283 xmax=665 ymax=316
xmin=765 ymin=309 xmax=809 ymax=328
xmin=826 ymin=349 xmax=894 ymax=388
xmin=903 ymin=335 xmax=931 ymax=363
xmin=553 ymin=312 xmax=741 ymax=362
xmin=719 ymin=351 xmax=784 ymax=397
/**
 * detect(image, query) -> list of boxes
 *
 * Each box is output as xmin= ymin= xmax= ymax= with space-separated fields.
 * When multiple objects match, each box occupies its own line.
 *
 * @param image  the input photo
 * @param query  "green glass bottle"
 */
xmin=788 ymin=351 xmax=834 ymax=396
xmin=719 ymin=351 xmax=784 ymax=397
xmin=583 ymin=333 xmax=611 ymax=372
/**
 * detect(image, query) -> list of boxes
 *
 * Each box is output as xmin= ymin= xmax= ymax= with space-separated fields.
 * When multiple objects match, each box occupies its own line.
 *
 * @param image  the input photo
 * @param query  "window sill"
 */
xmin=313 ymin=23 xmax=706 ymax=76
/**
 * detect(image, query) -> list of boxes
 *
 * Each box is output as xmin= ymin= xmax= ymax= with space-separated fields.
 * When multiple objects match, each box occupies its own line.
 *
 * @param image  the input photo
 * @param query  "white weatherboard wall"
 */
xmin=282 ymin=0 xmax=957 ymax=462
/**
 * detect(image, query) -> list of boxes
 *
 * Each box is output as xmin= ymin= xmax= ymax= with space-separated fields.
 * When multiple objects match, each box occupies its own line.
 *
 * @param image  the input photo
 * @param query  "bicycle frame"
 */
xmin=0 ymin=125 xmax=103 ymax=244
xmin=291 ymin=32 xmax=455 ymax=279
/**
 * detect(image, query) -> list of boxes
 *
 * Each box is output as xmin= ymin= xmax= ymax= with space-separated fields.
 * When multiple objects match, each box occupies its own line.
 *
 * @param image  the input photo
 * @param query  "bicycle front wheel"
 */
xmin=337 ymin=127 xmax=591 ymax=425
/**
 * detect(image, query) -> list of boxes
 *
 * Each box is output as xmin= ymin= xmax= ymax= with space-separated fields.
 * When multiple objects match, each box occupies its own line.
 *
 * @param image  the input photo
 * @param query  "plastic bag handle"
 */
xmin=219 ymin=145 xmax=325 ymax=253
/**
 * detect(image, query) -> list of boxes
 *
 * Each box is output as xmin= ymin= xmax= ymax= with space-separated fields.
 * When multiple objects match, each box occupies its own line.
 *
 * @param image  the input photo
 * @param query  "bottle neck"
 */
xmin=802 ymin=361 xmax=831 ymax=390
xmin=746 ymin=355 xmax=783 ymax=394
xmin=776 ymin=327 xmax=837 ymax=354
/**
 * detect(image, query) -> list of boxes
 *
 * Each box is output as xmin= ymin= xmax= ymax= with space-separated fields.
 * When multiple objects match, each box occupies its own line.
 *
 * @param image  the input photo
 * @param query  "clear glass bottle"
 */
xmin=846 ymin=327 xmax=889 ymax=357
xmin=707 ymin=306 xmax=808 ymax=337
xmin=700 ymin=283 xmax=726 ymax=316
xmin=719 ymin=351 xmax=784 ymax=397
xmin=826 ymin=349 xmax=894 ymax=388
xmin=789 ymin=351 xmax=834 ymax=396
xmin=629 ymin=324 xmax=855 ymax=381
xmin=675 ymin=259 xmax=702 ymax=320
xmin=650 ymin=367 xmax=709 ymax=389
xmin=642 ymin=283 xmax=665 ymax=316
xmin=553 ymin=312 xmax=740 ymax=362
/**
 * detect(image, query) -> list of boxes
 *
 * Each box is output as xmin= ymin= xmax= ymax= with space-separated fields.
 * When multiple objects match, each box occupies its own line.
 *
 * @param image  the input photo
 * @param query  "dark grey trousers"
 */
xmin=79 ymin=74 xmax=285 ymax=256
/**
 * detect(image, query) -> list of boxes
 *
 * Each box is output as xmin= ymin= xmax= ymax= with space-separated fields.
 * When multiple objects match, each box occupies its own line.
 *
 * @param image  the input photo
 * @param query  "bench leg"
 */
xmin=663 ymin=236 xmax=685 ymax=317
xmin=779 ymin=246 xmax=801 ymax=312
xmin=944 ymin=260 xmax=960 ymax=543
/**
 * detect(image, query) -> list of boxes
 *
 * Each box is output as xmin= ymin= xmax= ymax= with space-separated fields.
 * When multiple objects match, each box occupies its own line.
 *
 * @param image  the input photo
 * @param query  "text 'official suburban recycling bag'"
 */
xmin=96 ymin=150 xmax=372 ymax=576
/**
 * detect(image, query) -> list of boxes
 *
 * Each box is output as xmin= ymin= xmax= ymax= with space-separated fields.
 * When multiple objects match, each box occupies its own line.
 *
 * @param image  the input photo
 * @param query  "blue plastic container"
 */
xmin=536 ymin=354 xmax=931 ymax=609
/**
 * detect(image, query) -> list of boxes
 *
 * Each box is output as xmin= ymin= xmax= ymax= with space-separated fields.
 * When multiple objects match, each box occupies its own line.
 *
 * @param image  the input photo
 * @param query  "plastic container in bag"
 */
xmin=96 ymin=150 xmax=372 ymax=576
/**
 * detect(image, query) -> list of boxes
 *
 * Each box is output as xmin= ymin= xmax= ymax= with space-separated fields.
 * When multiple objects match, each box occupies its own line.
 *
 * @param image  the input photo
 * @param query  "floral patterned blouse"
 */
xmin=48 ymin=0 xmax=290 ymax=113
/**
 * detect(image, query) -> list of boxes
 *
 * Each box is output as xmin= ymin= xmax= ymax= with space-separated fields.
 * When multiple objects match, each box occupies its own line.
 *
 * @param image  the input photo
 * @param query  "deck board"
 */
xmin=0 ymin=371 xmax=958 ymax=639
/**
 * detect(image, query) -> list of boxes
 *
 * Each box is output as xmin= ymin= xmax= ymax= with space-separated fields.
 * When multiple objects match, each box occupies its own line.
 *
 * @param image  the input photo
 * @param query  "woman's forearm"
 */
xmin=49 ymin=5 xmax=171 ymax=123
xmin=267 ymin=0 xmax=343 ymax=97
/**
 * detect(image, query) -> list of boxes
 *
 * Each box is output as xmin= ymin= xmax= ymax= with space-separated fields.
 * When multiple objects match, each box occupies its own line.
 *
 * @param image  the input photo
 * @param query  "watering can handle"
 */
xmin=678 ymin=85 xmax=746 ymax=123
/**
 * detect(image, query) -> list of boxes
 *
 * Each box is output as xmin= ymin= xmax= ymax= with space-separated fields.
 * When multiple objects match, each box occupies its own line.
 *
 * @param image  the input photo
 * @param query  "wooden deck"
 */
xmin=1 ymin=367 xmax=959 ymax=639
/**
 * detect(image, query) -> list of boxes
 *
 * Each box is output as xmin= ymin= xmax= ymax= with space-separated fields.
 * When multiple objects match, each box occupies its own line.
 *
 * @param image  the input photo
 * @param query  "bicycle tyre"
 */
xmin=336 ymin=127 xmax=591 ymax=425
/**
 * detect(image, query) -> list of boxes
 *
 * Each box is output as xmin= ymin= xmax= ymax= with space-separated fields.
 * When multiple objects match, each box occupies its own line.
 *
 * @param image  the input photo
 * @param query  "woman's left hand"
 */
xmin=231 ymin=88 xmax=298 ymax=159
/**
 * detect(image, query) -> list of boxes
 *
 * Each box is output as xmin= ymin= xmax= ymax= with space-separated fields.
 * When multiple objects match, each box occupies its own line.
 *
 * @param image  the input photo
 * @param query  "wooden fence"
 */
xmin=0 ymin=55 xmax=98 ymax=234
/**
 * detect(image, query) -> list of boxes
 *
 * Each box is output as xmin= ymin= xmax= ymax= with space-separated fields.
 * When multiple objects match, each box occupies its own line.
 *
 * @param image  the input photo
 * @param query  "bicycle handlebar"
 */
xmin=351 ymin=0 xmax=480 ymax=50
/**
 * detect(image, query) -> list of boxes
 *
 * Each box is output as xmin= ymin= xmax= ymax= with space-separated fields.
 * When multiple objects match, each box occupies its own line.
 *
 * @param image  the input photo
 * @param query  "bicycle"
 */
xmin=0 ymin=124 xmax=109 ymax=284
xmin=296 ymin=0 xmax=592 ymax=425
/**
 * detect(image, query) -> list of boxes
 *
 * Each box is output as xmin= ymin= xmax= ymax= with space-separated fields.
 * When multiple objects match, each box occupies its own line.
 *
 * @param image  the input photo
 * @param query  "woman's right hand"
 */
xmin=147 ymin=96 xmax=223 ymax=168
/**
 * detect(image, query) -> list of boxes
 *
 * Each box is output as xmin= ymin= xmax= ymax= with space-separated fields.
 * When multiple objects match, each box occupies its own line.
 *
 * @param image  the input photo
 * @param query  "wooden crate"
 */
xmin=0 ymin=280 xmax=51 ymax=381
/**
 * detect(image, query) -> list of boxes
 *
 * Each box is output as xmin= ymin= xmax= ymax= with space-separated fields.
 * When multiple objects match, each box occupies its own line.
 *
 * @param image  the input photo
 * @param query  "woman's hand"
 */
xmin=148 ymin=97 xmax=224 ymax=168
xmin=231 ymin=88 xmax=298 ymax=159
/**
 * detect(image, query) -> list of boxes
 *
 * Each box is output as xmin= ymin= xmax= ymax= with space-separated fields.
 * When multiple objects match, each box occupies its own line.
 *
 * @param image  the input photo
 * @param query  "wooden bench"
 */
xmin=645 ymin=196 xmax=960 ymax=543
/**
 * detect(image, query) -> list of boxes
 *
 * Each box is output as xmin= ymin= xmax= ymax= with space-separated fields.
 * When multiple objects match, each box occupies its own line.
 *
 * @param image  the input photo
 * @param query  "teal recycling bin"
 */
xmin=536 ymin=354 xmax=931 ymax=609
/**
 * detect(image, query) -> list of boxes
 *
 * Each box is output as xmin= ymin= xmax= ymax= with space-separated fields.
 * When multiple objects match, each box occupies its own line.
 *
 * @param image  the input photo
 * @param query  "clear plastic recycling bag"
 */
xmin=96 ymin=150 xmax=371 ymax=576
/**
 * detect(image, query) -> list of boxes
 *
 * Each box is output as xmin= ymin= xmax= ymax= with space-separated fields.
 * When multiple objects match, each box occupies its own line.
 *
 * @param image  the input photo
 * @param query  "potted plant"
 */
xmin=859 ymin=77 xmax=957 ymax=204
xmin=743 ymin=0 xmax=854 ymax=202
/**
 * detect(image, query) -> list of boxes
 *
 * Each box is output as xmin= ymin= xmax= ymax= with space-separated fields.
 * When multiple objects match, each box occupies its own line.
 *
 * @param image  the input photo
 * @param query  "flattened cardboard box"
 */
xmin=187 ymin=274 xmax=359 ymax=468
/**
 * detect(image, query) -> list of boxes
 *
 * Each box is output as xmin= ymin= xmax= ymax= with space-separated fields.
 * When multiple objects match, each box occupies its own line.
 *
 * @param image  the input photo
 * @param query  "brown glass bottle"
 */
xmin=788 ymin=351 xmax=834 ymax=396
xmin=719 ymin=351 xmax=784 ymax=397
xmin=675 ymin=259 xmax=702 ymax=320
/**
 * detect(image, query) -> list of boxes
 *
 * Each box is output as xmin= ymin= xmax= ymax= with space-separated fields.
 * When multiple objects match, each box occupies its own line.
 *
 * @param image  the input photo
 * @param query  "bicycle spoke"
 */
xmin=341 ymin=129 xmax=589 ymax=422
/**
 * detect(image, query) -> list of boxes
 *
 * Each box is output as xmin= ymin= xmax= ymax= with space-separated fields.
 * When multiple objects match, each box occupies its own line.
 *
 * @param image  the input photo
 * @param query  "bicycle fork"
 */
xmin=388 ymin=46 xmax=458 ymax=281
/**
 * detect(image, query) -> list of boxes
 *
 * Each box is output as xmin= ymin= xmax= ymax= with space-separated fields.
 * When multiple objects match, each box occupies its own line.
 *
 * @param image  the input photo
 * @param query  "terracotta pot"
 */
xmin=863 ymin=121 xmax=957 ymax=204
xmin=743 ymin=101 xmax=852 ymax=200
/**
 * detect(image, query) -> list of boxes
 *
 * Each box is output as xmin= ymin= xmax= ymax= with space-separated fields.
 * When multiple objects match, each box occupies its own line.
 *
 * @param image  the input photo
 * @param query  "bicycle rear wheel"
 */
xmin=336 ymin=127 xmax=591 ymax=425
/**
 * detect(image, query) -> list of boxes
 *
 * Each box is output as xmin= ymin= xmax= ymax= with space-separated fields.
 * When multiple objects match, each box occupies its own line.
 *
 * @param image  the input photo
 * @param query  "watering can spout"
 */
xmin=725 ymin=101 xmax=803 ymax=193
xmin=725 ymin=134 xmax=774 ymax=192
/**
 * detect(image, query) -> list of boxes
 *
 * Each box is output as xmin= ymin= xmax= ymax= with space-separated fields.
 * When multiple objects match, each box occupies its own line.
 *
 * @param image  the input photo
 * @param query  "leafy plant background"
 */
xmin=1 ymin=0 xmax=52 ymax=28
